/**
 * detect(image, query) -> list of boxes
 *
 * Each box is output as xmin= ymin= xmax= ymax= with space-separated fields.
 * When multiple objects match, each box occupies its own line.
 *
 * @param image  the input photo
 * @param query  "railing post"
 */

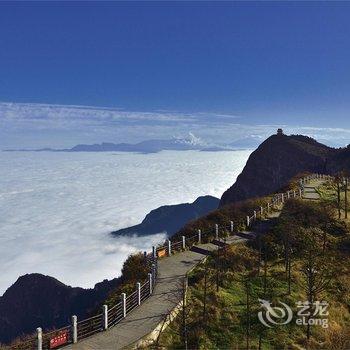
xmin=167 ymin=240 xmax=171 ymax=256
xmin=254 ymin=210 xmax=257 ymax=220
xmin=182 ymin=236 xmax=186 ymax=250
xmin=260 ymin=206 xmax=263 ymax=217
xmin=287 ymin=191 xmax=290 ymax=199
xmin=281 ymin=193 xmax=285 ymax=203
xmin=37 ymin=327 xmax=42 ymax=350
xmin=72 ymin=315 xmax=77 ymax=344
xmin=121 ymin=293 xmax=126 ymax=317
xmin=102 ymin=304 xmax=108 ymax=330
xmin=247 ymin=216 xmax=250 ymax=227
xmin=299 ymin=188 xmax=303 ymax=197
xmin=267 ymin=202 xmax=270 ymax=212
xmin=148 ymin=273 xmax=153 ymax=294
xmin=198 ymin=229 xmax=201 ymax=244
xmin=152 ymin=263 xmax=156 ymax=281
xmin=136 ymin=282 xmax=141 ymax=305
xmin=230 ymin=220 xmax=234 ymax=233
xmin=152 ymin=246 xmax=156 ymax=259
xmin=215 ymin=224 xmax=219 ymax=239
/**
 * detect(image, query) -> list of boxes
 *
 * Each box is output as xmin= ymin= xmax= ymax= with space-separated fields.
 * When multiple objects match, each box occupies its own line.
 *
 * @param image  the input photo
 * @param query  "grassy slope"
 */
xmin=172 ymin=173 xmax=309 ymax=243
xmin=157 ymin=198 xmax=350 ymax=350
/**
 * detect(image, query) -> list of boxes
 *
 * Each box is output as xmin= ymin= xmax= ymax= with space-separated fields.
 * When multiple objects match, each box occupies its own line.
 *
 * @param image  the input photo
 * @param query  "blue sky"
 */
xmin=0 ymin=1 xmax=350 ymax=147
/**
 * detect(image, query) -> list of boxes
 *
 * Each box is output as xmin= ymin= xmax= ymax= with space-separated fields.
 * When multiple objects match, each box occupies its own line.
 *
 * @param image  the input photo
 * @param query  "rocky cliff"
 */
xmin=220 ymin=132 xmax=334 ymax=206
xmin=112 ymin=195 xmax=219 ymax=237
xmin=0 ymin=274 xmax=119 ymax=344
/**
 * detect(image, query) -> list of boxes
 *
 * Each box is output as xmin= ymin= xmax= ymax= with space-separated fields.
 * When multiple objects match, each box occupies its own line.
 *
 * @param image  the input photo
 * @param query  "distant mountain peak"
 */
xmin=172 ymin=132 xmax=205 ymax=146
xmin=111 ymin=195 xmax=219 ymax=237
xmin=4 ymin=134 xmax=224 ymax=153
xmin=0 ymin=273 xmax=119 ymax=344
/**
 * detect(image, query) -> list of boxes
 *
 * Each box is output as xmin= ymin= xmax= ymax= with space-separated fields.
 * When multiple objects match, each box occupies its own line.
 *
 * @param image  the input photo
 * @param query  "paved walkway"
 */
xmin=303 ymin=179 xmax=325 ymax=200
xmin=66 ymin=232 xmax=273 ymax=349
xmin=66 ymin=180 xmax=324 ymax=350
xmin=65 ymin=242 xmax=220 ymax=350
xmin=67 ymin=219 xmax=279 ymax=350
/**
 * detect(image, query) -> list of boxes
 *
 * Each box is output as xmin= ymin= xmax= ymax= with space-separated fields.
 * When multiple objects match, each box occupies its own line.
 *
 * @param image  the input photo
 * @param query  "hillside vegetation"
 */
xmin=156 ymin=198 xmax=350 ymax=349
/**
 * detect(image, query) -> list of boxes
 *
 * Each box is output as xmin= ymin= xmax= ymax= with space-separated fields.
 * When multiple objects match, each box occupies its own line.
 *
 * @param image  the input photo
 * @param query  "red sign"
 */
xmin=50 ymin=331 xmax=69 ymax=349
xmin=157 ymin=249 xmax=166 ymax=258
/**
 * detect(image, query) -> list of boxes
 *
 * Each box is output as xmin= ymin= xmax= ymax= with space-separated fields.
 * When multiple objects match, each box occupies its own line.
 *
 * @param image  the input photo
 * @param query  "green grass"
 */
xmin=316 ymin=180 xmax=350 ymax=204
xmin=156 ymin=199 xmax=350 ymax=350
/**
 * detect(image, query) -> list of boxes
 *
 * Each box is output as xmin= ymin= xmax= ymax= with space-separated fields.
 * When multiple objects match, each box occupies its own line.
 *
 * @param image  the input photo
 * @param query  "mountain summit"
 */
xmin=0 ymin=274 xmax=119 ymax=344
xmin=220 ymin=130 xmax=334 ymax=206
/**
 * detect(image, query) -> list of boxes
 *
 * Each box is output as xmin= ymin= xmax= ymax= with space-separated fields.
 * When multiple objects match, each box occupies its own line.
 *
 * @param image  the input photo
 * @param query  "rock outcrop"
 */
xmin=220 ymin=132 xmax=334 ymax=206
xmin=112 ymin=195 xmax=219 ymax=237
xmin=0 ymin=274 xmax=119 ymax=344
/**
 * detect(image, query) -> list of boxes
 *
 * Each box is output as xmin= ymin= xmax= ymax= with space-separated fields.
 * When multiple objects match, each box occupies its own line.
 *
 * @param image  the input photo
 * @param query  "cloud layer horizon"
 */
xmin=1 ymin=101 xmax=349 ymax=149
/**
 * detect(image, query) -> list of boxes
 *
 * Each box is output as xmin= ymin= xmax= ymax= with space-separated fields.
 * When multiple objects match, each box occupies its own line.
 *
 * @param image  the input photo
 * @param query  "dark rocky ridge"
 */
xmin=0 ymin=274 xmax=120 ymax=344
xmin=220 ymin=132 xmax=338 ymax=206
xmin=3 ymin=135 xmax=230 ymax=154
xmin=112 ymin=195 xmax=219 ymax=237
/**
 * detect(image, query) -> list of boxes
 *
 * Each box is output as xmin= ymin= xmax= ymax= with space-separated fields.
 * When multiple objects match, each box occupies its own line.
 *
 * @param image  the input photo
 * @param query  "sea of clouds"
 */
xmin=0 ymin=149 xmax=251 ymax=295
xmin=1 ymin=101 xmax=349 ymax=295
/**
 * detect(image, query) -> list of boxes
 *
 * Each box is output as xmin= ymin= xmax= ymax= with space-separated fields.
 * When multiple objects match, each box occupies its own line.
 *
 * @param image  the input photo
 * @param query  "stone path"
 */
xmin=66 ymin=227 xmax=276 ymax=349
xmin=302 ymin=179 xmax=325 ymax=200
xmin=65 ymin=242 xmax=219 ymax=350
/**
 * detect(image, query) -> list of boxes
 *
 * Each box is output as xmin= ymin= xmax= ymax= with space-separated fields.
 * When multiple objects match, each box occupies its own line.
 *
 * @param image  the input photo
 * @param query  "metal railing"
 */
xmin=7 ymin=337 xmax=37 ymax=350
xmin=140 ymin=280 xmax=151 ymax=302
xmin=42 ymin=326 xmax=71 ymax=349
xmin=107 ymin=301 xmax=123 ymax=327
xmin=126 ymin=290 xmax=139 ymax=314
xmin=77 ymin=313 xmax=103 ymax=340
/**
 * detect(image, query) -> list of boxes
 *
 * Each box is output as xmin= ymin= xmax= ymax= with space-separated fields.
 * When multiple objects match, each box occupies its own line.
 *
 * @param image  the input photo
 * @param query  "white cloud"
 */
xmin=0 ymin=149 xmax=250 ymax=294
xmin=0 ymin=101 xmax=349 ymax=148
